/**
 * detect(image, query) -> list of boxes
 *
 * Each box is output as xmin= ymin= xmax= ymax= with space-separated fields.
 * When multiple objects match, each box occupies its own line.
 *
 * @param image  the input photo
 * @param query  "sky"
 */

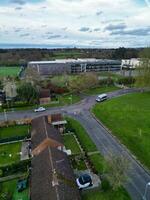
xmin=0 ymin=0 xmax=150 ymax=48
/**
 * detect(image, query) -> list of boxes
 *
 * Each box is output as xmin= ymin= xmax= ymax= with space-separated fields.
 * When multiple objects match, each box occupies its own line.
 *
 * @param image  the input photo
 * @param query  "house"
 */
xmin=39 ymin=89 xmax=51 ymax=105
xmin=47 ymin=114 xmax=67 ymax=133
xmin=30 ymin=116 xmax=81 ymax=200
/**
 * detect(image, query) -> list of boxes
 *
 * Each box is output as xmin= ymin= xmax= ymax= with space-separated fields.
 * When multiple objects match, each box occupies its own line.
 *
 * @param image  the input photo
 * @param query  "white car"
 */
xmin=76 ymin=174 xmax=93 ymax=189
xmin=34 ymin=107 xmax=46 ymax=112
xmin=96 ymin=93 xmax=107 ymax=102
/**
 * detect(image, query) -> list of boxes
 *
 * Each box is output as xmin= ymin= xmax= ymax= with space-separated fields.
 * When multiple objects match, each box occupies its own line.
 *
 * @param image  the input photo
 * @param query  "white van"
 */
xmin=96 ymin=93 xmax=107 ymax=102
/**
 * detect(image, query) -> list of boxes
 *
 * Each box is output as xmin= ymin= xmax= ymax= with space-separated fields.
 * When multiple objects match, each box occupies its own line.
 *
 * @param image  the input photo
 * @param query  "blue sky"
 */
xmin=0 ymin=0 xmax=149 ymax=48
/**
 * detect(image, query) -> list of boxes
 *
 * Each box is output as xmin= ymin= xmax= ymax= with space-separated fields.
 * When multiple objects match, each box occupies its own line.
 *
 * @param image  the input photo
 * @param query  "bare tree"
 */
xmin=24 ymin=67 xmax=41 ymax=86
xmin=106 ymin=152 xmax=131 ymax=190
xmin=135 ymin=48 xmax=150 ymax=89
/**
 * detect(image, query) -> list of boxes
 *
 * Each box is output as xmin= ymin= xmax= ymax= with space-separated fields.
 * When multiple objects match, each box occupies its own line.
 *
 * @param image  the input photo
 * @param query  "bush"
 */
xmin=117 ymin=77 xmax=135 ymax=85
xmin=99 ymin=78 xmax=114 ymax=86
xmin=101 ymin=178 xmax=111 ymax=192
xmin=0 ymin=159 xmax=31 ymax=177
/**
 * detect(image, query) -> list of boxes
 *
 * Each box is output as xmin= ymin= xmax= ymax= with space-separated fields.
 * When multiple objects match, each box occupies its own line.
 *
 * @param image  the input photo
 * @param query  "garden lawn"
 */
xmin=0 ymin=67 xmax=20 ymax=77
xmin=88 ymin=153 xmax=107 ymax=174
xmin=66 ymin=117 xmax=97 ymax=152
xmin=82 ymin=187 xmax=131 ymax=200
xmin=93 ymin=92 xmax=150 ymax=169
xmin=63 ymin=134 xmax=81 ymax=154
xmin=0 ymin=142 xmax=21 ymax=166
xmin=0 ymin=179 xmax=29 ymax=200
xmin=0 ymin=125 xmax=30 ymax=139
xmin=84 ymin=86 xmax=118 ymax=95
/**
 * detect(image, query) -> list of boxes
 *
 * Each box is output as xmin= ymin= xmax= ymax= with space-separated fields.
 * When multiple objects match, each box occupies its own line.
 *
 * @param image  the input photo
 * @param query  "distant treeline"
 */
xmin=0 ymin=47 xmax=143 ymax=66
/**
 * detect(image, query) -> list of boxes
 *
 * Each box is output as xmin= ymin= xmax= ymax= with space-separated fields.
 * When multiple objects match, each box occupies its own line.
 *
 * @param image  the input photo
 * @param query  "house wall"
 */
xmin=40 ymin=97 xmax=51 ymax=105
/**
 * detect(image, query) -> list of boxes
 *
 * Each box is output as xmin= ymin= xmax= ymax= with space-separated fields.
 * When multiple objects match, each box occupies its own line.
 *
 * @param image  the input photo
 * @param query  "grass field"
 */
xmin=0 ymin=142 xmax=21 ymax=166
xmin=0 ymin=125 xmax=30 ymax=139
xmin=0 ymin=67 xmax=20 ymax=77
xmin=84 ymin=86 xmax=118 ymax=95
xmin=82 ymin=187 xmax=131 ymax=200
xmin=66 ymin=117 xmax=97 ymax=152
xmin=0 ymin=179 xmax=29 ymax=200
xmin=63 ymin=134 xmax=81 ymax=154
xmin=93 ymin=92 xmax=150 ymax=169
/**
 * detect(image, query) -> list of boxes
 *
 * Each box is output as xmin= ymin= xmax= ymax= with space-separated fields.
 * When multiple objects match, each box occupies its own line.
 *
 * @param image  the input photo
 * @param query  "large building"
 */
xmin=28 ymin=58 xmax=121 ymax=76
xmin=121 ymin=58 xmax=140 ymax=69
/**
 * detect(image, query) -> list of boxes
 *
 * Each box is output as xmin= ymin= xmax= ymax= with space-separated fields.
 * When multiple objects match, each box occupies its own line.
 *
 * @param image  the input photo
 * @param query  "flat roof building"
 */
xmin=28 ymin=58 xmax=121 ymax=76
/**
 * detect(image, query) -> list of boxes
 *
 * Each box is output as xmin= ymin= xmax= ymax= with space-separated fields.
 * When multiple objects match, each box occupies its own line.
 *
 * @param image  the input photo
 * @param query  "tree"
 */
xmin=24 ymin=67 xmax=41 ymax=86
xmin=106 ymin=152 xmax=131 ymax=191
xmin=17 ymin=82 xmax=39 ymax=104
xmin=68 ymin=73 xmax=99 ymax=93
xmin=135 ymin=48 xmax=150 ymax=89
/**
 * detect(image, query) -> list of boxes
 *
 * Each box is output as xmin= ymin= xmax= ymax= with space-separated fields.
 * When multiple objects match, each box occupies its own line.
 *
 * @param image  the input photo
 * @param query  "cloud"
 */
xmin=47 ymin=35 xmax=62 ymax=39
xmin=93 ymin=28 xmax=100 ymax=32
xmin=96 ymin=11 xmax=103 ymax=16
xmin=15 ymin=6 xmax=23 ymax=10
xmin=110 ymin=27 xmax=150 ymax=36
xmin=105 ymin=23 xmax=126 ymax=31
xmin=20 ymin=33 xmax=30 ymax=37
xmin=10 ymin=0 xmax=26 ymax=5
xmin=79 ymin=27 xmax=90 ymax=32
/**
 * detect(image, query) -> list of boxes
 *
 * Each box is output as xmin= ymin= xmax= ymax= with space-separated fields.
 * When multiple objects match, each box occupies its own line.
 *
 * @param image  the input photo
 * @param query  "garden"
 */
xmin=65 ymin=117 xmax=131 ymax=200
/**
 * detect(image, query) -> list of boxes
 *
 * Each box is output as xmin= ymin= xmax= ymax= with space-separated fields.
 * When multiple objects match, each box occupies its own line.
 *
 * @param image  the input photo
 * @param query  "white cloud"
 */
xmin=0 ymin=0 xmax=149 ymax=47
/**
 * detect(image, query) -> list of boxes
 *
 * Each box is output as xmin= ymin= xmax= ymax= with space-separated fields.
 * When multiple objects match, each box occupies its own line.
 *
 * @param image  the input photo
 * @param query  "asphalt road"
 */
xmin=0 ymin=88 xmax=150 ymax=199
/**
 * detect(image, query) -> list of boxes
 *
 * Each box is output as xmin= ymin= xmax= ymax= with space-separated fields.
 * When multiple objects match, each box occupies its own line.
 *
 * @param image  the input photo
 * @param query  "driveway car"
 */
xmin=76 ymin=174 xmax=93 ymax=189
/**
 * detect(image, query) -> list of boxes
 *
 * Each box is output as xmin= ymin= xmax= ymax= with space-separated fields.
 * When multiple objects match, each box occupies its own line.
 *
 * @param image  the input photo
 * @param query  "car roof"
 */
xmin=98 ymin=93 xmax=107 ymax=98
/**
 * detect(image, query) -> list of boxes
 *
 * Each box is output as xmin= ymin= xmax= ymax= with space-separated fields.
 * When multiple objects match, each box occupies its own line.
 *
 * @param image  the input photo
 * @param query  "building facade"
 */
xmin=28 ymin=59 xmax=121 ymax=76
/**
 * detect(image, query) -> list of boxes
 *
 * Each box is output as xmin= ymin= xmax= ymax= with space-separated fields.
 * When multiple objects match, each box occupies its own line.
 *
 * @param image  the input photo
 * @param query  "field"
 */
xmin=0 ymin=125 xmax=30 ymax=139
xmin=82 ymin=187 xmax=131 ymax=200
xmin=63 ymin=134 xmax=81 ymax=154
xmin=0 ymin=66 xmax=20 ymax=77
xmin=93 ymin=92 xmax=150 ymax=169
xmin=0 ymin=142 xmax=21 ymax=166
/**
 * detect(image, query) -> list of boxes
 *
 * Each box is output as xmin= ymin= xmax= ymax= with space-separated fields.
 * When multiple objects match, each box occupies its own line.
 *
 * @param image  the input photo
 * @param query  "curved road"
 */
xmin=0 ymin=88 xmax=150 ymax=200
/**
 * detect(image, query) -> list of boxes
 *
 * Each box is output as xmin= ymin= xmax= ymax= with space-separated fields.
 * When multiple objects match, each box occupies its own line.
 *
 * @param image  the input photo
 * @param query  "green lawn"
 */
xmin=0 ymin=67 xmax=20 ymax=77
xmin=0 ymin=142 xmax=21 ymax=166
xmin=93 ymin=92 xmax=150 ymax=169
xmin=0 ymin=125 xmax=30 ymax=139
xmin=84 ymin=86 xmax=118 ymax=95
xmin=66 ymin=117 xmax=97 ymax=152
xmin=82 ymin=187 xmax=131 ymax=200
xmin=0 ymin=179 xmax=29 ymax=200
xmin=63 ymin=134 xmax=81 ymax=154
xmin=88 ymin=153 xmax=107 ymax=174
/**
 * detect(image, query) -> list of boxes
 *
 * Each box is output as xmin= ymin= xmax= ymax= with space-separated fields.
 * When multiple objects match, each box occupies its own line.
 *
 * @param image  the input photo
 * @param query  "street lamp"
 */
xmin=143 ymin=182 xmax=150 ymax=200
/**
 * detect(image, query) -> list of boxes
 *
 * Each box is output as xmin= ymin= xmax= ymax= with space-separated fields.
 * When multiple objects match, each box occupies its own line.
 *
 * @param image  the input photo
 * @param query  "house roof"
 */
xmin=39 ymin=89 xmax=50 ymax=98
xmin=31 ymin=116 xmax=63 ymax=150
xmin=31 ymin=116 xmax=81 ymax=200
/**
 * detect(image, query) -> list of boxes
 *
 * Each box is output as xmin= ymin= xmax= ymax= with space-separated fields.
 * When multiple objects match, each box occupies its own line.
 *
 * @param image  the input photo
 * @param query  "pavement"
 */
xmin=0 ymin=88 xmax=149 ymax=200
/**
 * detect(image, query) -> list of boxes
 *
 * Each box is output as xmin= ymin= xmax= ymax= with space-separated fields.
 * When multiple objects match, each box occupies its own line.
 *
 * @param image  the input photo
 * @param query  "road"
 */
xmin=0 ymin=88 xmax=150 ymax=199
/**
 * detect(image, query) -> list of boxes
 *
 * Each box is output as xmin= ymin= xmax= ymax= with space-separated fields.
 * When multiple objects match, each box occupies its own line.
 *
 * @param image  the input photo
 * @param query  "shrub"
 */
xmin=101 ymin=178 xmax=111 ymax=192
xmin=117 ymin=77 xmax=135 ymax=85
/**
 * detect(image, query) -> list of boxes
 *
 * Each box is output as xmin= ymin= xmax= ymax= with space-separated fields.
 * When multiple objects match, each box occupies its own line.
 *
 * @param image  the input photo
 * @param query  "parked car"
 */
xmin=96 ymin=93 xmax=107 ymax=102
xmin=34 ymin=107 xmax=46 ymax=112
xmin=76 ymin=174 xmax=93 ymax=189
xmin=17 ymin=179 xmax=28 ymax=192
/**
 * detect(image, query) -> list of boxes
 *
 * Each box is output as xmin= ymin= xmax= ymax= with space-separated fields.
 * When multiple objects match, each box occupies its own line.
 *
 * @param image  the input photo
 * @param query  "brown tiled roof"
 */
xmin=31 ymin=116 xmax=81 ymax=200
xmin=39 ymin=89 xmax=50 ymax=98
